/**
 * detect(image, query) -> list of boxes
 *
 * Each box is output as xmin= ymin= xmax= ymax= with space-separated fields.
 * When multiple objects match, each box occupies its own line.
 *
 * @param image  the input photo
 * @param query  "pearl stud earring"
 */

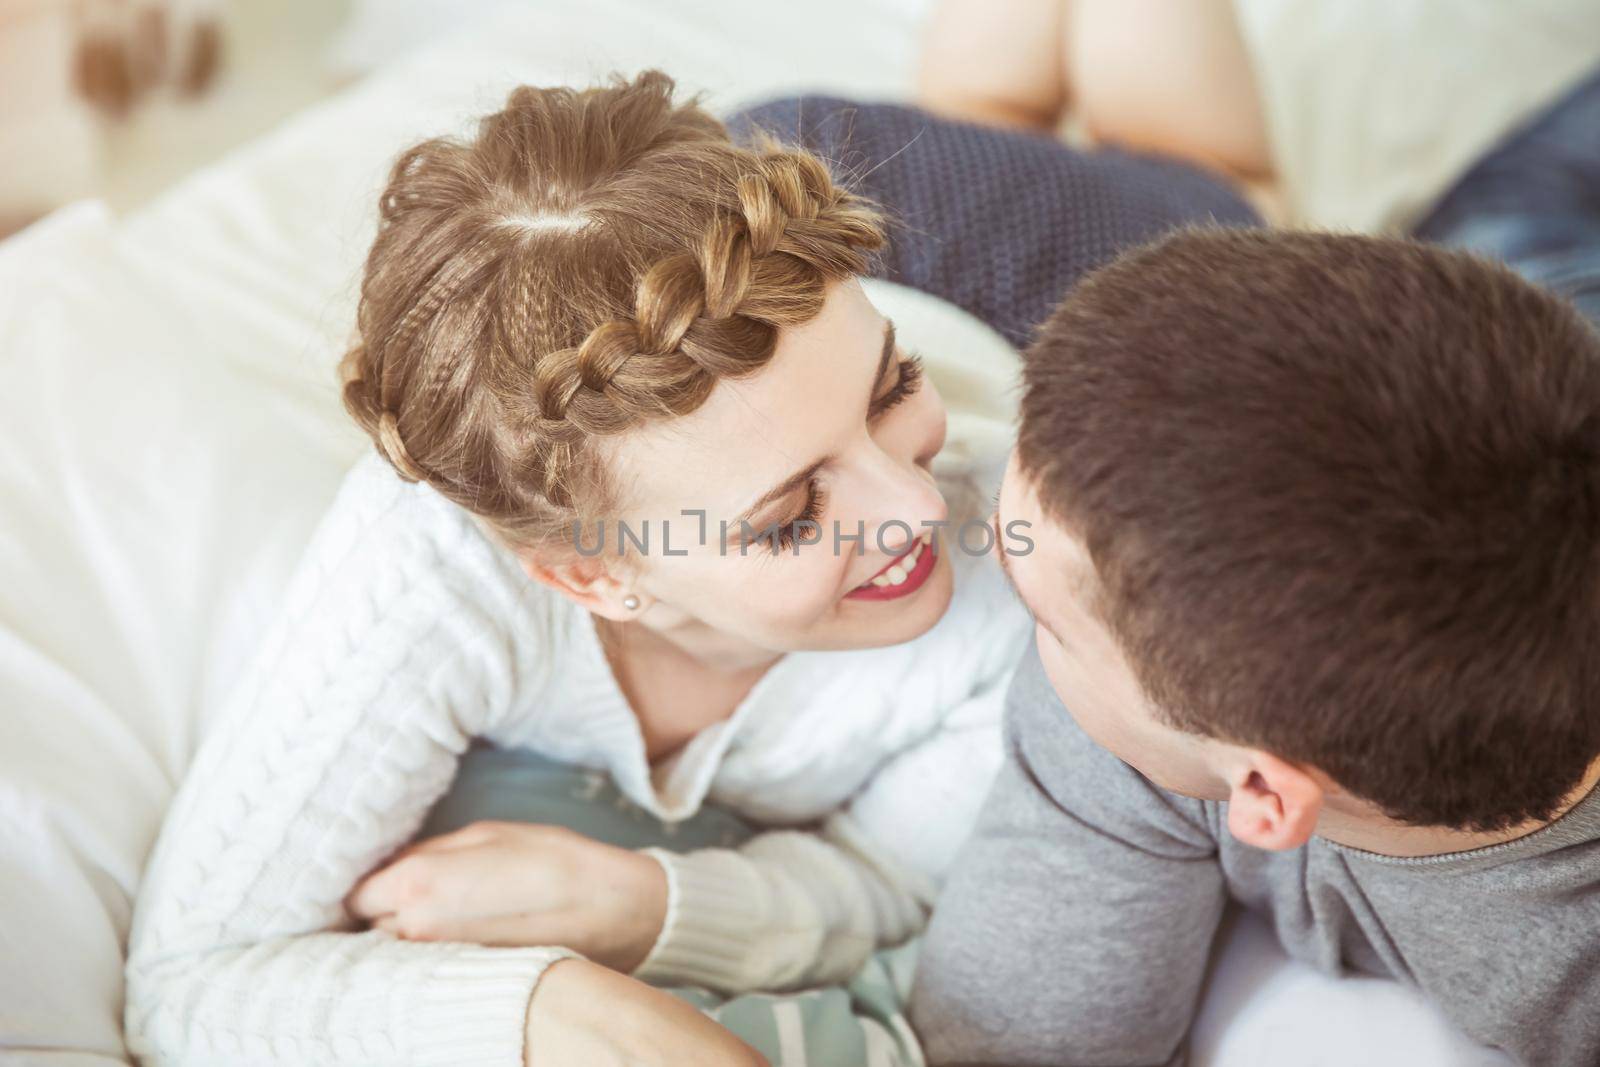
xmin=623 ymin=595 xmax=641 ymax=611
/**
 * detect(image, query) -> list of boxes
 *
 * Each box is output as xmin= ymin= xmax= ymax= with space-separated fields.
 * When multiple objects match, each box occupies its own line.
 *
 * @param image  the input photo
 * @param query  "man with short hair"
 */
xmin=910 ymin=228 xmax=1600 ymax=1067
xmin=730 ymin=80 xmax=1600 ymax=1065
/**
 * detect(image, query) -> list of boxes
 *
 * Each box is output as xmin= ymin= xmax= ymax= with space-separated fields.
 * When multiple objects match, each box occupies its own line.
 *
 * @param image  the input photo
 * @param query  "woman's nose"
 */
xmin=857 ymin=451 xmax=947 ymax=553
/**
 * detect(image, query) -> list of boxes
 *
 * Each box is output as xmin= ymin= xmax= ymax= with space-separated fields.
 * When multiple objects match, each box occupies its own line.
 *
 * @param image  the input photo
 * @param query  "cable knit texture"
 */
xmin=124 ymin=440 xmax=1028 ymax=1065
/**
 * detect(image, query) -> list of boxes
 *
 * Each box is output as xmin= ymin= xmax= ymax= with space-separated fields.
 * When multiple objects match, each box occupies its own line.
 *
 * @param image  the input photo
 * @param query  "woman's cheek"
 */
xmin=916 ymin=376 xmax=948 ymax=461
xmin=759 ymin=549 xmax=854 ymax=629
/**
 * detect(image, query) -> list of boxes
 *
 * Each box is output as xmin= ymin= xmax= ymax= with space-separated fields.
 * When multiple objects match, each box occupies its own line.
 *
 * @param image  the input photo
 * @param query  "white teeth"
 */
xmin=859 ymin=533 xmax=932 ymax=590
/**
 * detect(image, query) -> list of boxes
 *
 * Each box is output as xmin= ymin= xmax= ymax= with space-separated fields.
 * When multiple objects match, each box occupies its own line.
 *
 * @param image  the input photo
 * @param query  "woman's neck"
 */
xmin=594 ymin=612 xmax=783 ymax=762
xmin=608 ymin=610 xmax=784 ymax=675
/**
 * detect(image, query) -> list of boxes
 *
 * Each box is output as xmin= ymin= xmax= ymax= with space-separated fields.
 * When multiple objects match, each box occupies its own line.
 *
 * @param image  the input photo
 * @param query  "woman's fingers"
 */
xmin=345 ymin=852 xmax=427 ymax=920
xmin=343 ymin=871 xmax=389 ymax=921
xmin=346 ymin=847 xmax=497 ymax=936
xmin=345 ymin=823 xmax=506 ymax=919
xmin=345 ymin=822 xmax=589 ymax=945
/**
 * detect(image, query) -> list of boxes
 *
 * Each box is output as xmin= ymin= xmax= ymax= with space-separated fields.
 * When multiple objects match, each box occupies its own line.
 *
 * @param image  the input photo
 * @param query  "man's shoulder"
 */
xmin=1001 ymin=643 xmax=1222 ymax=855
xmin=1002 ymin=640 xmax=1137 ymax=790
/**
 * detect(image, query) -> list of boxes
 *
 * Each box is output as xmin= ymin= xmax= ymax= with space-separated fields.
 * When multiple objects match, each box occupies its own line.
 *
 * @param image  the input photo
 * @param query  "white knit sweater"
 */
xmin=123 ymin=446 xmax=1030 ymax=1066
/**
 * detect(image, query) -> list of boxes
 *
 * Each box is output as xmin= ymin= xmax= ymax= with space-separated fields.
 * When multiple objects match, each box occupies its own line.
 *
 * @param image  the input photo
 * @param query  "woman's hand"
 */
xmin=345 ymin=820 xmax=668 ymax=971
xmin=523 ymin=958 xmax=770 ymax=1067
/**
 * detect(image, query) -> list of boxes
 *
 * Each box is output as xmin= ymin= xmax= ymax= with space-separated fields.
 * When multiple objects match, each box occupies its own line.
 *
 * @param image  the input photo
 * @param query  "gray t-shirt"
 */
xmin=910 ymin=642 xmax=1600 ymax=1066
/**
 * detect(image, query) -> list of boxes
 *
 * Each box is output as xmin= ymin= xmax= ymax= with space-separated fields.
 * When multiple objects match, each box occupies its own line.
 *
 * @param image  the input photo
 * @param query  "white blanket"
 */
xmin=0 ymin=3 xmax=1510 ymax=1064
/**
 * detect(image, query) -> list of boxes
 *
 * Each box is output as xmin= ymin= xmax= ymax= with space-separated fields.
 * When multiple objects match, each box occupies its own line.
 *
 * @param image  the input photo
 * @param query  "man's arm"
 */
xmin=910 ymin=644 xmax=1227 ymax=1067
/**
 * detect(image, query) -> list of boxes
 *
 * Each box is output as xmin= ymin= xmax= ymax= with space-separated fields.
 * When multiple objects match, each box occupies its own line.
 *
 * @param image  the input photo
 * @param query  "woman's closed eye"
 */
xmin=771 ymin=477 xmax=828 ymax=551
xmin=869 ymin=352 xmax=924 ymax=419
xmin=747 ymin=353 xmax=925 ymax=554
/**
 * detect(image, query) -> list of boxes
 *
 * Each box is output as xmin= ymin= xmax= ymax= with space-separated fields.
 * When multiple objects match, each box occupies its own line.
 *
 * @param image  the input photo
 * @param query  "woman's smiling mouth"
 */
xmin=844 ymin=531 xmax=937 ymax=601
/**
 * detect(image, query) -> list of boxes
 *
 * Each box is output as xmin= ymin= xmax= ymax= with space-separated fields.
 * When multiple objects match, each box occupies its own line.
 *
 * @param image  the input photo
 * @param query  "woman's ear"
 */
xmin=1225 ymin=750 xmax=1324 ymax=851
xmin=517 ymin=553 xmax=651 ymax=621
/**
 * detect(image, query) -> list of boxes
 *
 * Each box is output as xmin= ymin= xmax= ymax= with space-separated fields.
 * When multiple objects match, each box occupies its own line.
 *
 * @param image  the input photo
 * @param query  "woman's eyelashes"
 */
xmin=748 ymin=355 xmax=923 ymax=555
xmin=869 ymin=352 xmax=924 ymax=418
xmin=773 ymin=478 xmax=828 ymax=550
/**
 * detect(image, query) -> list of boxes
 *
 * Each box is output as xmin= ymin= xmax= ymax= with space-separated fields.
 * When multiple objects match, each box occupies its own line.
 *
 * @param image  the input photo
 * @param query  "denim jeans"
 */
xmin=1412 ymin=64 xmax=1600 ymax=327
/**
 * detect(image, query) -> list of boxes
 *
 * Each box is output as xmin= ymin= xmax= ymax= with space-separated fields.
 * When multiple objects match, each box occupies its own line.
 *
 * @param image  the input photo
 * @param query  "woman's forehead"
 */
xmin=608 ymin=282 xmax=886 ymax=520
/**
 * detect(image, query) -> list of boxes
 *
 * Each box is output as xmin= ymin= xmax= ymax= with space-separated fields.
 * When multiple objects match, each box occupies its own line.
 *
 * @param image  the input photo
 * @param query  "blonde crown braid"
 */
xmin=341 ymin=71 xmax=884 ymax=550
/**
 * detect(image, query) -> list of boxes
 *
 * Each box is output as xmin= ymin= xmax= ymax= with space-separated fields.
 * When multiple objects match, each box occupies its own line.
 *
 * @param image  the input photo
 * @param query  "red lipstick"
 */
xmin=844 ymin=533 xmax=938 ymax=602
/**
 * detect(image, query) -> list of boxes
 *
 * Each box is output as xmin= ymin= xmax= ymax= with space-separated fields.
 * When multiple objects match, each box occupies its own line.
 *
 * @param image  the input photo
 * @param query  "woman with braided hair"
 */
xmin=124 ymin=70 xmax=1257 ymax=1067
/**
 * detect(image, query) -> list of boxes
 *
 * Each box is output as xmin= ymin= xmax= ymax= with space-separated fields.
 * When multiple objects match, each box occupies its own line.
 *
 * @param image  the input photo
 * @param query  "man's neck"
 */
xmin=1313 ymin=756 xmax=1600 ymax=859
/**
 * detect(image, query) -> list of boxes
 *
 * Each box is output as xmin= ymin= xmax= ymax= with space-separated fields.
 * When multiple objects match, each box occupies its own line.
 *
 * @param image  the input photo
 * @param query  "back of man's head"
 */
xmin=1019 ymin=228 xmax=1600 ymax=832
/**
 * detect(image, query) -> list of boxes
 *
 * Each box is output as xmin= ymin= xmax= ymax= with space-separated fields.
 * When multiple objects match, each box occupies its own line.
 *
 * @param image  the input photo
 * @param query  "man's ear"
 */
xmin=517 ymin=552 xmax=649 ymax=621
xmin=1225 ymin=750 xmax=1324 ymax=851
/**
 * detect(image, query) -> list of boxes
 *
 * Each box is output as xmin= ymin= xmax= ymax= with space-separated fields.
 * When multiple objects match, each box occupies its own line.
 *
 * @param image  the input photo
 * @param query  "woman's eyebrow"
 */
xmin=734 ymin=458 xmax=827 ymax=528
xmin=731 ymin=318 xmax=898 ymax=528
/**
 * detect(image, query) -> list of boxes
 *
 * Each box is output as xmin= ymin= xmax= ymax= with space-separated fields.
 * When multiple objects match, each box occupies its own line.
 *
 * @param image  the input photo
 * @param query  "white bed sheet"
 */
xmin=0 ymin=2 xmax=1511 ymax=1064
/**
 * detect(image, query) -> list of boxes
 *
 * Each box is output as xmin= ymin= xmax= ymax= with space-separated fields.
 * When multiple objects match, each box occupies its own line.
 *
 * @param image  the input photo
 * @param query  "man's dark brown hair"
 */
xmin=1019 ymin=228 xmax=1600 ymax=832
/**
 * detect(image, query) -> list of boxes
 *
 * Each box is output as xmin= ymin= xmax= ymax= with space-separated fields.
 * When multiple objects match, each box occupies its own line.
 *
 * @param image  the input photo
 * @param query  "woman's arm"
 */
xmin=630 ymin=816 xmax=927 ymax=993
xmin=335 ymin=707 xmax=1003 ymax=998
xmin=123 ymin=454 xmax=762 ymax=1067
xmin=123 ymin=455 xmax=574 ymax=1064
xmin=343 ymin=572 xmax=1026 ymax=997
xmin=528 ymin=959 xmax=769 ymax=1067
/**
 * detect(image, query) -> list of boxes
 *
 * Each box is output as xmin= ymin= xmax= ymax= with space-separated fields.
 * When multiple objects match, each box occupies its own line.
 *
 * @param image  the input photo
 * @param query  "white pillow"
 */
xmin=326 ymin=0 xmax=940 ymax=79
xmin=0 ymin=197 xmax=363 ymax=1064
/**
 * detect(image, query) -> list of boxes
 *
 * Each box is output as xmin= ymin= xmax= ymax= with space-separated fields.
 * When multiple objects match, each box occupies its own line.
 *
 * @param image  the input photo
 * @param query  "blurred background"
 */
xmin=1 ymin=0 xmax=358 ymax=232
xmin=0 ymin=0 xmax=663 ymax=231
xmin=4 ymin=0 xmax=1593 ymax=243
xmin=2 ymin=0 xmax=965 ymax=235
